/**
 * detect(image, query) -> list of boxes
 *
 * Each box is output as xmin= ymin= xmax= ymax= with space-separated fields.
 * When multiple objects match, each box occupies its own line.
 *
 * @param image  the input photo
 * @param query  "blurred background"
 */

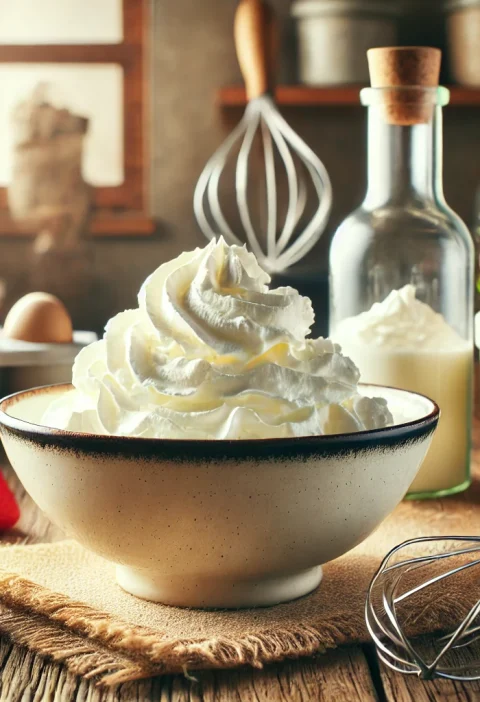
xmin=0 ymin=0 xmax=478 ymax=337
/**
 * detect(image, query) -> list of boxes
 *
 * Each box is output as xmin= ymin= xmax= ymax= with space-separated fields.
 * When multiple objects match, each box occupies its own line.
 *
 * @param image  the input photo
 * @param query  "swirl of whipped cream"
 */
xmin=43 ymin=238 xmax=392 ymax=439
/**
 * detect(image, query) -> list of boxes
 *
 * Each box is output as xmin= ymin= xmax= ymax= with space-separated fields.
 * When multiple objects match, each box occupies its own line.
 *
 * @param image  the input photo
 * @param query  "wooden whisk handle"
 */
xmin=234 ymin=0 xmax=276 ymax=101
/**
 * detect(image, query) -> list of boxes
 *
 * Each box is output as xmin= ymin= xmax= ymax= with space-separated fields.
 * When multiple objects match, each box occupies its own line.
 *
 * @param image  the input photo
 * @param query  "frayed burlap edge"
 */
xmin=0 ymin=604 xmax=156 ymax=684
xmin=0 ymin=569 xmax=349 ymax=686
xmin=0 ymin=566 xmax=471 ymax=685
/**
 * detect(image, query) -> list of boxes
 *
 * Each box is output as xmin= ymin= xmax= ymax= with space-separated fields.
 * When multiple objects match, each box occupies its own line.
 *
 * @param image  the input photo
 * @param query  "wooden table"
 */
xmin=1 ymin=451 xmax=480 ymax=702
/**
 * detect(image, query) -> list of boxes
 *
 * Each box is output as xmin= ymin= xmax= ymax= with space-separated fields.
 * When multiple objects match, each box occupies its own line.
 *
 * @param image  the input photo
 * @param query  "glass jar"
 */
xmin=329 ymin=86 xmax=474 ymax=499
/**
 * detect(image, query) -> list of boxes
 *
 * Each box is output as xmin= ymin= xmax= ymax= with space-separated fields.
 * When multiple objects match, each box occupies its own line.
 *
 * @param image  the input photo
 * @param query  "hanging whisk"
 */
xmin=366 ymin=536 xmax=480 ymax=681
xmin=194 ymin=0 xmax=332 ymax=274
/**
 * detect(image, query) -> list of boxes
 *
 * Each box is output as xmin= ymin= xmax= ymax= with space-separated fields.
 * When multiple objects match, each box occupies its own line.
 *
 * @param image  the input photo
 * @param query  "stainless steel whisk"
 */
xmin=194 ymin=0 xmax=332 ymax=274
xmin=366 ymin=536 xmax=480 ymax=681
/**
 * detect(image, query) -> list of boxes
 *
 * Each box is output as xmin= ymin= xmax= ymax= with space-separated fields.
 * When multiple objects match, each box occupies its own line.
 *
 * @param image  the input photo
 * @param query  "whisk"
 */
xmin=194 ymin=0 xmax=332 ymax=274
xmin=366 ymin=536 xmax=480 ymax=681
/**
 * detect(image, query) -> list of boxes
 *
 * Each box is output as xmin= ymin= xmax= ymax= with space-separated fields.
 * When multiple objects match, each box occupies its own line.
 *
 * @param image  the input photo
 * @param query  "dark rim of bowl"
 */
xmin=0 ymin=382 xmax=439 ymax=448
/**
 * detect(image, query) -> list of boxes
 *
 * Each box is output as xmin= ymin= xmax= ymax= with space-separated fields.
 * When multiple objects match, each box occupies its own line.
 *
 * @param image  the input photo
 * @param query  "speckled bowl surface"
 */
xmin=0 ymin=383 xmax=438 ymax=608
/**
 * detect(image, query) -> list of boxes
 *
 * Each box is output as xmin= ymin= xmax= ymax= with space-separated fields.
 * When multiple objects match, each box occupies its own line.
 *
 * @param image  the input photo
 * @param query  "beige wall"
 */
xmin=1 ymin=0 xmax=479 ymax=335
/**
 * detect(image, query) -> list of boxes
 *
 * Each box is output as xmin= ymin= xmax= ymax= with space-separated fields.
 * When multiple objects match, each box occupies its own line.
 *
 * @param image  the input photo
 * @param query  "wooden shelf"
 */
xmin=0 ymin=210 xmax=156 ymax=238
xmin=218 ymin=85 xmax=480 ymax=107
xmin=89 ymin=211 xmax=156 ymax=236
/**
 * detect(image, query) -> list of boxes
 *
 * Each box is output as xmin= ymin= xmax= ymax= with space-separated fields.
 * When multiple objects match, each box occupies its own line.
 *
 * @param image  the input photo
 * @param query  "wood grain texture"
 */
xmin=380 ymin=655 xmax=480 ymax=702
xmin=0 ymin=641 xmax=378 ymax=702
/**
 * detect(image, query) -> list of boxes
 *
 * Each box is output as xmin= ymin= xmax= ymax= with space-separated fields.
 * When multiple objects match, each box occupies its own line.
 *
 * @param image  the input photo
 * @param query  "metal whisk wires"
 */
xmin=194 ymin=94 xmax=332 ymax=274
xmin=366 ymin=536 xmax=480 ymax=681
xmin=194 ymin=0 xmax=332 ymax=274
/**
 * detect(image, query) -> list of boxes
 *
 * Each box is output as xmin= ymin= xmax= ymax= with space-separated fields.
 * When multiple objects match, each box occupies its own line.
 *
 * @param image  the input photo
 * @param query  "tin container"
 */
xmin=445 ymin=0 xmax=480 ymax=86
xmin=291 ymin=0 xmax=400 ymax=85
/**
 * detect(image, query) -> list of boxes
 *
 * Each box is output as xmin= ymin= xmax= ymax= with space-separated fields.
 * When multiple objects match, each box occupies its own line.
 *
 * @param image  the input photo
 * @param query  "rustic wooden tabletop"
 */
xmin=1 ymin=428 xmax=480 ymax=702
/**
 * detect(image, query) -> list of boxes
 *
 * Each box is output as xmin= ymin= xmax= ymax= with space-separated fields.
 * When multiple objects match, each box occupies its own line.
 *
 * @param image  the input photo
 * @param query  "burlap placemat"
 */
xmin=0 ymin=479 xmax=478 ymax=686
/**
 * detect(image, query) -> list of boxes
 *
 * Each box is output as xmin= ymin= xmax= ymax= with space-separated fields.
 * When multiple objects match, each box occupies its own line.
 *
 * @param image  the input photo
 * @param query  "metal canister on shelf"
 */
xmin=445 ymin=0 xmax=480 ymax=86
xmin=291 ymin=0 xmax=400 ymax=85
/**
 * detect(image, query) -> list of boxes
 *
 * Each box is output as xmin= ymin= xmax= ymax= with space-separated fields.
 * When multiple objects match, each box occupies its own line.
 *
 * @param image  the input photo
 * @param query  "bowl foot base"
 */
xmin=115 ymin=564 xmax=323 ymax=608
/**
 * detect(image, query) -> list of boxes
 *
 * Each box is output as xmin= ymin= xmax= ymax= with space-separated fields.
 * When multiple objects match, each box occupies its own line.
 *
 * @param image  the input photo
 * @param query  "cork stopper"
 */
xmin=367 ymin=47 xmax=442 ymax=125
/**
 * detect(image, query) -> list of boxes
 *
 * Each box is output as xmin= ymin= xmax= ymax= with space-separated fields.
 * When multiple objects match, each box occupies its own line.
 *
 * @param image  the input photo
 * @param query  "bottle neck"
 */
xmin=363 ymin=105 xmax=445 ymax=209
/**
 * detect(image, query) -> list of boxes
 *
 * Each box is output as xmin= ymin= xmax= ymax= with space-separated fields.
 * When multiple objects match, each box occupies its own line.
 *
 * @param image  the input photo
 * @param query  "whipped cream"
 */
xmin=334 ymin=285 xmax=466 ymax=350
xmin=43 ymin=238 xmax=392 ymax=439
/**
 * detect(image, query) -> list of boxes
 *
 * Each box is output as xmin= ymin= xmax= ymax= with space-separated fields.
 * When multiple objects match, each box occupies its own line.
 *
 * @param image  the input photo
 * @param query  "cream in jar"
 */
xmin=333 ymin=285 xmax=473 ymax=495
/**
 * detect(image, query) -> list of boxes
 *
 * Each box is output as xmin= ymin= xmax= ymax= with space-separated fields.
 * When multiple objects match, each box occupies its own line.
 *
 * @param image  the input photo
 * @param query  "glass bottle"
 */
xmin=329 ymin=83 xmax=474 ymax=499
xmin=474 ymin=184 xmax=480 ymax=315
xmin=472 ymin=184 xmax=480 ymax=418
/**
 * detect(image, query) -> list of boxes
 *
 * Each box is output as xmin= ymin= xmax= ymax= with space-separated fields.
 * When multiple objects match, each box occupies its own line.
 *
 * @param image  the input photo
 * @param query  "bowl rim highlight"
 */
xmin=0 ymin=383 xmax=439 ymax=455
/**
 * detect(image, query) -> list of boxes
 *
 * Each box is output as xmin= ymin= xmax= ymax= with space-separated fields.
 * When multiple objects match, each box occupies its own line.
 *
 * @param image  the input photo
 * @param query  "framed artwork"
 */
xmin=0 ymin=0 xmax=153 ymax=236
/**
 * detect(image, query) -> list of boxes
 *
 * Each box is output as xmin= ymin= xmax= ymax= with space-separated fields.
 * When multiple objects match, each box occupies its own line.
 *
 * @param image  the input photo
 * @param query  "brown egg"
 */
xmin=3 ymin=292 xmax=73 ymax=343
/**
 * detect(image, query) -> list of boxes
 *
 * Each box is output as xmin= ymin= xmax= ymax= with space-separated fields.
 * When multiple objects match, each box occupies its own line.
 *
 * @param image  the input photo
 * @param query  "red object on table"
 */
xmin=0 ymin=471 xmax=19 ymax=529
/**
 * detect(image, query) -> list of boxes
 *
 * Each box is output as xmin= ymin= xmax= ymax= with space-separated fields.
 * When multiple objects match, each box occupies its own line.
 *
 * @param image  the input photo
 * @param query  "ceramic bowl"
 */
xmin=0 ymin=384 xmax=438 ymax=609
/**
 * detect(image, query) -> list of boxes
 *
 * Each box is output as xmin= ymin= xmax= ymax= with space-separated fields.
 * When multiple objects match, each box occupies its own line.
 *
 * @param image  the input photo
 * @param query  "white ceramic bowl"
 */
xmin=0 ymin=384 xmax=438 ymax=609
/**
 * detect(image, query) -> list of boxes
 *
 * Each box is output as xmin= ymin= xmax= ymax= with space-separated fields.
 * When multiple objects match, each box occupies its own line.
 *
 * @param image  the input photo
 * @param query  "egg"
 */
xmin=3 ymin=293 xmax=73 ymax=343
